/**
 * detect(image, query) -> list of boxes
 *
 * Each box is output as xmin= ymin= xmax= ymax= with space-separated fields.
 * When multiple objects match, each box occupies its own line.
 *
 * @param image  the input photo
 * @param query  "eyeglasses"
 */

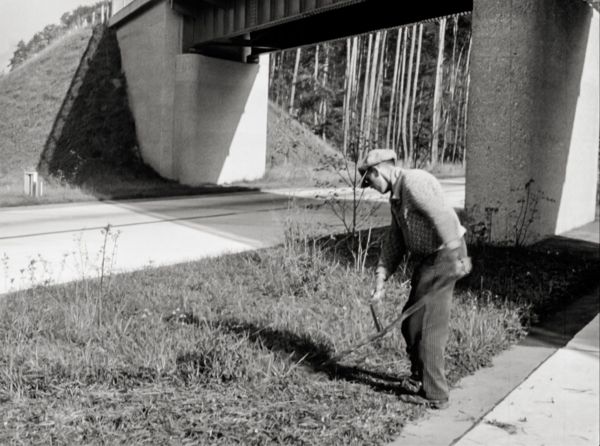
xmin=360 ymin=167 xmax=378 ymax=188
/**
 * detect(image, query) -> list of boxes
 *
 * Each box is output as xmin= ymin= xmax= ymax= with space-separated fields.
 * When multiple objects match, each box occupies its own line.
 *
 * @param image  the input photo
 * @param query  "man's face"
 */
xmin=363 ymin=166 xmax=389 ymax=194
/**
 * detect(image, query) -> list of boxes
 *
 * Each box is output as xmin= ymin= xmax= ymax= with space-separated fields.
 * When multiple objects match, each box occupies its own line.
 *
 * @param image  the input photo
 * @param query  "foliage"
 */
xmin=270 ymin=15 xmax=472 ymax=166
xmin=7 ymin=1 xmax=110 ymax=72
xmin=311 ymin=128 xmax=382 ymax=271
xmin=0 ymin=29 xmax=95 ymax=194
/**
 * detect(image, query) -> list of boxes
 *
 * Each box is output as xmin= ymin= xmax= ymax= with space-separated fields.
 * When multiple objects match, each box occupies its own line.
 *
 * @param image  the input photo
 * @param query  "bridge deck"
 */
xmin=111 ymin=0 xmax=473 ymax=60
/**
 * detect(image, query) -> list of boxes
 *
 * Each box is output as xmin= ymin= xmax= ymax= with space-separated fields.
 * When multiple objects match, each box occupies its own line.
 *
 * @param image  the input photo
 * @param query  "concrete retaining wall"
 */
xmin=114 ymin=1 xmax=181 ymax=179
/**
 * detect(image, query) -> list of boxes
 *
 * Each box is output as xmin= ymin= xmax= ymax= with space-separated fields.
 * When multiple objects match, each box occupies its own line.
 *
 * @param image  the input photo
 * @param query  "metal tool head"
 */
xmin=370 ymin=301 xmax=383 ymax=332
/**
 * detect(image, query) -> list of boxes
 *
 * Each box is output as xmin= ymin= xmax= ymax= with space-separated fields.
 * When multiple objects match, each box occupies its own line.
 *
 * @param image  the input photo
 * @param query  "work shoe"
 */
xmin=399 ymin=376 xmax=422 ymax=394
xmin=400 ymin=393 xmax=449 ymax=410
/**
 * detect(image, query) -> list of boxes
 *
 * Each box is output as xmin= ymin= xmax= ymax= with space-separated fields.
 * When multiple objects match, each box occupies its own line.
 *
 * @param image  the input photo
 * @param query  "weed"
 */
xmin=510 ymin=179 xmax=555 ymax=247
xmin=98 ymin=224 xmax=120 ymax=295
xmin=466 ymin=179 xmax=556 ymax=247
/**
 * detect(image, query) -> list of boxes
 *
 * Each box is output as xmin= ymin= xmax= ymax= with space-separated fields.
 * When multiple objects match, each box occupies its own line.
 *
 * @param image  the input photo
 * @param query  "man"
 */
xmin=358 ymin=149 xmax=471 ymax=410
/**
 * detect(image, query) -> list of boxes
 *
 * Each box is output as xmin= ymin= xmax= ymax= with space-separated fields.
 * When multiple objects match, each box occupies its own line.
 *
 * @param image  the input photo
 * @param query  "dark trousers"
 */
xmin=400 ymin=240 xmax=468 ymax=401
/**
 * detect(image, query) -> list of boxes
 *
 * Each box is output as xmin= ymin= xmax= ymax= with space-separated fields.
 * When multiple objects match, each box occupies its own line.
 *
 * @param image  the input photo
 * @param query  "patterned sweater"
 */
xmin=377 ymin=168 xmax=466 ymax=280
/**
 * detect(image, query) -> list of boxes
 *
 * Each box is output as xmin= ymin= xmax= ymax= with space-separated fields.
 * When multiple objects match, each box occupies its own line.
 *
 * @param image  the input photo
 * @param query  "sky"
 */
xmin=0 ymin=0 xmax=99 ymax=73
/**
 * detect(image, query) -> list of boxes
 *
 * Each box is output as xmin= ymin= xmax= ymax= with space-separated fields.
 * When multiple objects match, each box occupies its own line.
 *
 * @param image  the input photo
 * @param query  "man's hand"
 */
xmin=371 ymin=276 xmax=386 ymax=302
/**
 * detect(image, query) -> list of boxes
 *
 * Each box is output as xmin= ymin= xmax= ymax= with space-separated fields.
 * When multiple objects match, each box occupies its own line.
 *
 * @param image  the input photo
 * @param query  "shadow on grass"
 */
xmin=216 ymin=318 xmax=415 ymax=396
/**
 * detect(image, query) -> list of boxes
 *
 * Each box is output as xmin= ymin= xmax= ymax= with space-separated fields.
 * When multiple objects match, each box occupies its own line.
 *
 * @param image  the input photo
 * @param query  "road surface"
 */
xmin=0 ymin=179 xmax=465 ymax=295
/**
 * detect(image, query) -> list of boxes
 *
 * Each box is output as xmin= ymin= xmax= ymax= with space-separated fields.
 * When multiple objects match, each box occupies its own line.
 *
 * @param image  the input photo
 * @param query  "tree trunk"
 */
xmin=276 ymin=51 xmax=285 ymax=108
xmin=409 ymin=24 xmax=423 ymax=163
xmin=269 ymin=51 xmax=277 ymax=95
xmin=360 ymin=34 xmax=373 ymax=140
xmin=289 ymin=47 xmax=302 ymax=116
xmin=365 ymin=31 xmax=382 ymax=144
xmin=442 ymin=17 xmax=460 ymax=163
xmin=394 ymin=28 xmax=407 ymax=159
xmin=401 ymin=25 xmax=416 ymax=164
xmin=374 ymin=30 xmax=387 ymax=144
xmin=461 ymin=35 xmax=472 ymax=165
xmin=320 ymin=44 xmax=330 ymax=140
xmin=314 ymin=45 xmax=319 ymax=126
xmin=451 ymin=41 xmax=466 ymax=163
xmin=343 ymin=37 xmax=359 ymax=154
xmin=386 ymin=29 xmax=402 ymax=150
xmin=343 ymin=40 xmax=351 ymax=154
xmin=430 ymin=18 xmax=447 ymax=169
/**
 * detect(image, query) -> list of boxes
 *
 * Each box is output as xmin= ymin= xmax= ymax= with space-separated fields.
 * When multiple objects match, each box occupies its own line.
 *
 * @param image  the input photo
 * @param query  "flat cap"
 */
xmin=357 ymin=149 xmax=397 ymax=175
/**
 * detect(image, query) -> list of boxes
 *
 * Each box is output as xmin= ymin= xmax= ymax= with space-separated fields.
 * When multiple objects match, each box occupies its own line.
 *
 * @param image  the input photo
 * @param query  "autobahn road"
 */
xmin=0 ymin=178 xmax=465 ymax=295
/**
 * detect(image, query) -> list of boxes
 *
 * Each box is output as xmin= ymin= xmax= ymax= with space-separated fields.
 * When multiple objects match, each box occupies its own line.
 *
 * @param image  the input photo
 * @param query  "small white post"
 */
xmin=23 ymin=171 xmax=43 ymax=197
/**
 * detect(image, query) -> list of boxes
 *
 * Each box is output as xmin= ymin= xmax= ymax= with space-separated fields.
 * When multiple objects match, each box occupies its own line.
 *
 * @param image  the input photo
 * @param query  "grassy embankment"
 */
xmin=0 ymin=216 xmax=596 ymax=444
xmin=0 ymin=29 xmax=95 ymax=205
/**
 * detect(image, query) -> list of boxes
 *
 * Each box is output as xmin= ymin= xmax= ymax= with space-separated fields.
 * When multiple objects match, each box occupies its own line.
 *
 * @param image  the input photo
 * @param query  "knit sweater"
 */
xmin=377 ymin=168 xmax=466 ymax=280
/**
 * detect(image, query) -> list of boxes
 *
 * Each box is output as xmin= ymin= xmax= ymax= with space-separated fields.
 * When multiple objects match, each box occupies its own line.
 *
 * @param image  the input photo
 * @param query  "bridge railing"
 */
xmin=111 ymin=0 xmax=137 ymax=16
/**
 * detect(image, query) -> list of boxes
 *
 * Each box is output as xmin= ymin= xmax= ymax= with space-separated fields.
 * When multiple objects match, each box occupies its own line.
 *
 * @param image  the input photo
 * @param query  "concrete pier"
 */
xmin=172 ymin=54 xmax=268 ymax=185
xmin=113 ymin=1 xmax=268 ymax=185
xmin=466 ymin=0 xmax=599 ymax=243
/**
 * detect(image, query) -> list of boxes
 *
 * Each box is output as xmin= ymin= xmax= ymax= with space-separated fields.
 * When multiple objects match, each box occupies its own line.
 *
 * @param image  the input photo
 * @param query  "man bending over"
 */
xmin=358 ymin=149 xmax=471 ymax=410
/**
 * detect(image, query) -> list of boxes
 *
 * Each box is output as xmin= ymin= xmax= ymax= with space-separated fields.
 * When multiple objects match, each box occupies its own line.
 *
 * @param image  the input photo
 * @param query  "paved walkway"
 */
xmin=456 ymin=314 xmax=599 ymax=446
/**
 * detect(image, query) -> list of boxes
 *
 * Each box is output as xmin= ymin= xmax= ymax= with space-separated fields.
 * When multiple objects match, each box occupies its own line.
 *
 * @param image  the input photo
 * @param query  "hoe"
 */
xmin=327 ymin=254 xmax=472 ymax=364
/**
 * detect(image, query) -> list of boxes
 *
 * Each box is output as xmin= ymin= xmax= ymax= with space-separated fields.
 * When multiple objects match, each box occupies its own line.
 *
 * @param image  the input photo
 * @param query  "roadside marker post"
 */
xmin=24 ymin=171 xmax=43 ymax=197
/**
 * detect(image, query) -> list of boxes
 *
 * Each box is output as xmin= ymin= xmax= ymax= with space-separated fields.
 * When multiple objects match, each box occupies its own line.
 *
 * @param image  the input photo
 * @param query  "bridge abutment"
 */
xmin=173 ymin=54 xmax=268 ymax=185
xmin=114 ymin=0 xmax=180 ymax=180
xmin=112 ymin=0 xmax=268 ymax=185
xmin=466 ymin=0 xmax=599 ymax=244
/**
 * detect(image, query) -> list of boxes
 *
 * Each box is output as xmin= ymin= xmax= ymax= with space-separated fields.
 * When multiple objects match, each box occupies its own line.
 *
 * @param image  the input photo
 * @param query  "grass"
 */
xmin=0 ymin=29 xmax=93 ymax=194
xmin=0 ymin=218 xmax=596 ymax=445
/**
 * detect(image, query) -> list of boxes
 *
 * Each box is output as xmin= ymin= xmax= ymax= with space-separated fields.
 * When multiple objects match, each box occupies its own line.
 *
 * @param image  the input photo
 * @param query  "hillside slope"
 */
xmin=0 ymin=29 xmax=93 ymax=186
xmin=261 ymin=102 xmax=347 ymax=188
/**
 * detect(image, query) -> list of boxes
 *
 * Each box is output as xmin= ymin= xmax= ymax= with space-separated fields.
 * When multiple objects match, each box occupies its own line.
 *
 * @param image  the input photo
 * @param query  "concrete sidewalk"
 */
xmin=393 ymin=309 xmax=599 ymax=446
xmin=456 ymin=314 xmax=599 ymax=446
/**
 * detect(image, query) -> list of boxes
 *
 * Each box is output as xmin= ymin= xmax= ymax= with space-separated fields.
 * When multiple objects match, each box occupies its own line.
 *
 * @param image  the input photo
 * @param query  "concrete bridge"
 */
xmin=109 ymin=0 xmax=599 ymax=243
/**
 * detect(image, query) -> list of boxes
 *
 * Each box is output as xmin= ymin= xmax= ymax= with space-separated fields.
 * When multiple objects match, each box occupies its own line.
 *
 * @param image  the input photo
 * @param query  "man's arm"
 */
xmin=374 ymin=214 xmax=406 ymax=299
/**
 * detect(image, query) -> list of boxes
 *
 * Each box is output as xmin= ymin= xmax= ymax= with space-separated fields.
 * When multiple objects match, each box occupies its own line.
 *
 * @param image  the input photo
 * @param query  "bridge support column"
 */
xmin=466 ymin=0 xmax=599 ymax=244
xmin=172 ymin=54 xmax=268 ymax=185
